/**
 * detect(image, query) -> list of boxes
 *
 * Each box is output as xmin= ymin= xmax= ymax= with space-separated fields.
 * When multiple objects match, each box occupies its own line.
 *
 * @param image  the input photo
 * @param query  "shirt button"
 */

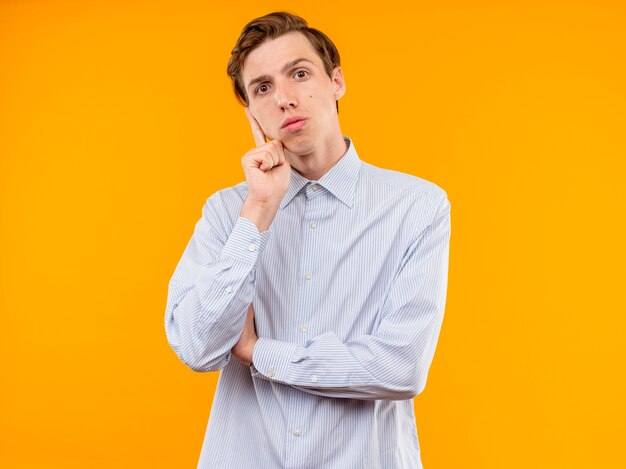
xmin=248 ymin=244 xmax=255 ymax=252
xmin=293 ymin=428 xmax=302 ymax=437
xmin=309 ymin=221 xmax=317 ymax=229
xmin=305 ymin=273 xmax=312 ymax=281
xmin=299 ymin=324 xmax=309 ymax=333
xmin=311 ymin=183 xmax=320 ymax=192
xmin=267 ymin=368 xmax=275 ymax=378
xmin=310 ymin=375 xmax=318 ymax=383
xmin=225 ymin=287 xmax=233 ymax=294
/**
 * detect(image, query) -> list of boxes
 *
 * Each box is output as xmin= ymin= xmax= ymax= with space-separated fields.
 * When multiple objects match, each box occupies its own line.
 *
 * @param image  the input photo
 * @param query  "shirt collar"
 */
xmin=280 ymin=136 xmax=361 ymax=210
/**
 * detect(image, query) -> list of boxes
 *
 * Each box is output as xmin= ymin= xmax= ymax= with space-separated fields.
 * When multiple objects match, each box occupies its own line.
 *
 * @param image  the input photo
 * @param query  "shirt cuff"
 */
xmin=219 ymin=216 xmax=270 ymax=265
xmin=251 ymin=337 xmax=299 ymax=382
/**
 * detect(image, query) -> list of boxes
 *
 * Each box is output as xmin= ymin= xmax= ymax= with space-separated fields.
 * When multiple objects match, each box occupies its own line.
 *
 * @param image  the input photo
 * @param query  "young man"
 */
xmin=165 ymin=11 xmax=451 ymax=469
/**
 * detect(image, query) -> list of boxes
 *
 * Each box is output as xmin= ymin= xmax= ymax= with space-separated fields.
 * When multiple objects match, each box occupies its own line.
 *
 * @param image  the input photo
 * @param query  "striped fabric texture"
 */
xmin=165 ymin=137 xmax=451 ymax=469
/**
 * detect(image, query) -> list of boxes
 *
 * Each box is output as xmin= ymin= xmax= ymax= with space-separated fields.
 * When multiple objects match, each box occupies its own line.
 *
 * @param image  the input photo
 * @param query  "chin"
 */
xmin=282 ymin=134 xmax=315 ymax=156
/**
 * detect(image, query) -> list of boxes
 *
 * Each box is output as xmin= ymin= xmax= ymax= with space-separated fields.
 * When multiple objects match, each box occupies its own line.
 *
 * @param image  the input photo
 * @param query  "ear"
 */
xmin=331 ymin=66 xmax=346 ymax=101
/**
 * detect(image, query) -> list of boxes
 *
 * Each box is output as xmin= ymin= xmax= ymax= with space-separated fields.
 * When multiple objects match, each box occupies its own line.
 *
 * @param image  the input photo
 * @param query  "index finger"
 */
xmin=245 ymin=107 xmax=267 ymax=147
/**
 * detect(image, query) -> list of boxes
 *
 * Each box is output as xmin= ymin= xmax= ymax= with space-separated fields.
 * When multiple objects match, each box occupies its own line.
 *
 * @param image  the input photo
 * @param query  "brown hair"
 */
xmin=227 ymin=11 xmax=341 ymax=110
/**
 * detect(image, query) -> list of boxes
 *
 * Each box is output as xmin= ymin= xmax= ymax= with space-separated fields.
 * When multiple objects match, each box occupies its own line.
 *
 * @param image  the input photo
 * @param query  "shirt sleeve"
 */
xmin=164 ymin=192 xmax=270 ymax=372
xmin=250 ymin=194 xmax=451 ymax=400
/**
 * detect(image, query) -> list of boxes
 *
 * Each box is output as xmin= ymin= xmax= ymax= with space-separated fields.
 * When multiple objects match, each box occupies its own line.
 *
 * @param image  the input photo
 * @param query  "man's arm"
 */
xmin=247 ymin=194 xmax=451 ymax=400
xmin=165 ymin=108 xmax=290 ymax=372
xmin=164 ymin=193 xmax=269 ymax=372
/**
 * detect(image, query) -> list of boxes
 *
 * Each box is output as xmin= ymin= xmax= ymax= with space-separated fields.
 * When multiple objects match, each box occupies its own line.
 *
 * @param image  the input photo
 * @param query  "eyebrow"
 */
xmin=246 ymin=58 xmax=315 ymax=92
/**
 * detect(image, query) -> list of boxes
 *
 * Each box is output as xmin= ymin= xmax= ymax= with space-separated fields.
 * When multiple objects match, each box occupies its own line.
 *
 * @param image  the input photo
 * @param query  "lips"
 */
xmin=281 ymin=116 xmax=307 ymax=130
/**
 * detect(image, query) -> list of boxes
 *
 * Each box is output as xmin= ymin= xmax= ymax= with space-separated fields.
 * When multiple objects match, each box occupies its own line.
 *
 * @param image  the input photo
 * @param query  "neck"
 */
xmin=286 ymin=129 xmax=348 ymax=181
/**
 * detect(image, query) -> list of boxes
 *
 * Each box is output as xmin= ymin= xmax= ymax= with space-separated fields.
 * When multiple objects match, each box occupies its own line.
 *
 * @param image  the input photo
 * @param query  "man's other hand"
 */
xmin=231 ymin=304 xmax=258 ymax=367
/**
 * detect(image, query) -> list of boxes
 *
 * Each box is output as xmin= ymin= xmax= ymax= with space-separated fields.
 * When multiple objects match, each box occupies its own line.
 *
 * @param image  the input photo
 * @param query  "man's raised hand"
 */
xmin=240 ymin=108 xmax=291 ymax=231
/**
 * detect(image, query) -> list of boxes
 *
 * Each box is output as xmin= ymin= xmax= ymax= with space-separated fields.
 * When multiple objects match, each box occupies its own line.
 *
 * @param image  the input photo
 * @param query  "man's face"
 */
xmin=242 ymin=31 xmax=345 ymax=156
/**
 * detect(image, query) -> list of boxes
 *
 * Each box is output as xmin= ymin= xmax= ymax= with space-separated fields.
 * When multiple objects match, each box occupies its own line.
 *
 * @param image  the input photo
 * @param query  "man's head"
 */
xmin=227 ymin=12 xmax=346 ymax=156
xmin=227 ymin=12 xmax=341 ymax=109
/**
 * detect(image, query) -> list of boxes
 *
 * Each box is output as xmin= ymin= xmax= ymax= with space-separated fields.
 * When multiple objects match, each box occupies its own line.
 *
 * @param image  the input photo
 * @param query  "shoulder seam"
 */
xmin=360 ymin=163 xmax=446 ymax=210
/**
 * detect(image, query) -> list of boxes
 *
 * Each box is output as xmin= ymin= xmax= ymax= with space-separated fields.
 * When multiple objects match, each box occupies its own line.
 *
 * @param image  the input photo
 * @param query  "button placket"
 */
xmin=286 ymin=186 xmax=319 ymax=461
xmin=297 ymin=192 xmax=322 ymax=346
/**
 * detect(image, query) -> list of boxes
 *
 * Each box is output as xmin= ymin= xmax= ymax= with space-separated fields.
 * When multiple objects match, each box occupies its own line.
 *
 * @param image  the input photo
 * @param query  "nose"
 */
xmin=275 ymin=82 xmax=297 ymax=110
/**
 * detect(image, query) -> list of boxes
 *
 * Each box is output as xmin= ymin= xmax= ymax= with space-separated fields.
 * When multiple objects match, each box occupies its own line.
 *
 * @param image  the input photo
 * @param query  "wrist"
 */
xmin=248 ymin=337 xmax=258 ymax=366
xmin=241 ymin=198 xmax=279 ymax=232
xmin=240 ymin=338 xmax=257 ymax=367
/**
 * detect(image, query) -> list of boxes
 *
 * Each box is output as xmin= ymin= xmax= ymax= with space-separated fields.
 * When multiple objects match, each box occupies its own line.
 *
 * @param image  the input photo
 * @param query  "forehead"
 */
xmin=242 ymin=31 xmax=323 ymax=85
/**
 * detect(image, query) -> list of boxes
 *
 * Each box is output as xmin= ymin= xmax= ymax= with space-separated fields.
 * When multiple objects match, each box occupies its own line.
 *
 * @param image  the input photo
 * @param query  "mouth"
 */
xmin=281 ymin=117 xmax=307 ymax=132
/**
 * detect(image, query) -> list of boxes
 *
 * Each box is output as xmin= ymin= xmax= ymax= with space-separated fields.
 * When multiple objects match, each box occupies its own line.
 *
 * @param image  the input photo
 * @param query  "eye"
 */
xmin=256 ymin=83 xmax=270 ymax=95
xmin=294 ymin=69 xmax=309 ymax=79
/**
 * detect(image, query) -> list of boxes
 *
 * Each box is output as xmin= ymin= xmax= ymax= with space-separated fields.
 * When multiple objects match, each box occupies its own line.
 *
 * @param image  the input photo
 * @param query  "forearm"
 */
xmin=250 ymin=313 xmax=444 ymax=401
xmin=165 ymin=215 xmax=268 ymax=372
xmin=165 ymin=259 xmax=256 ymax=372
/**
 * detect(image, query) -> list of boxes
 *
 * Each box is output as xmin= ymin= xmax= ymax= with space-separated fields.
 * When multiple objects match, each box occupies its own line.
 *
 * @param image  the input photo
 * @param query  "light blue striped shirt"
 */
xmin=165 ymin=137 xmax=451 ymax=468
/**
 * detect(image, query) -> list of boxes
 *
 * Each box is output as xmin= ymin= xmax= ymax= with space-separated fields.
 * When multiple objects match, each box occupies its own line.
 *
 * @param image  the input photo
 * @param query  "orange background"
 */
xmin=1 ymin=1 xmax=625 ymax=468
